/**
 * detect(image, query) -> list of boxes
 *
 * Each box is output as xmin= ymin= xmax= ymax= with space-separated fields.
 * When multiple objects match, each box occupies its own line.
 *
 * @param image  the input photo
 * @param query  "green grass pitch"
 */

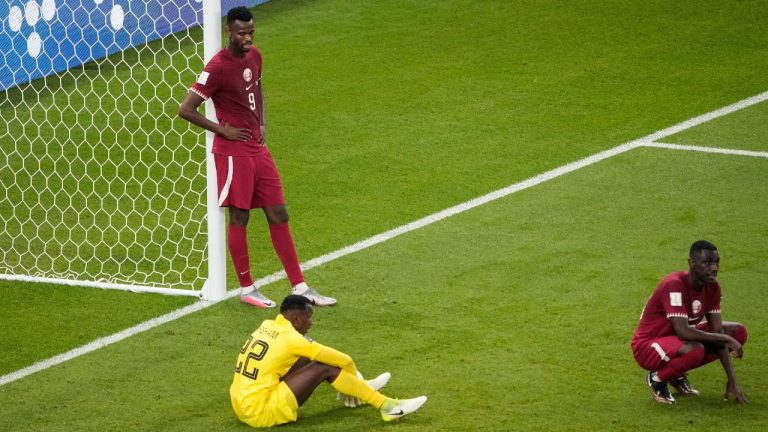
xmin=2 ymin=0 xmax=768 ymax=430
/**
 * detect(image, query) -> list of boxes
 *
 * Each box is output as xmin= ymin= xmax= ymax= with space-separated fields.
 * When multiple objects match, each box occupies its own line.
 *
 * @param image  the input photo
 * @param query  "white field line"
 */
xmin=641 ymin=142 xmax=768 ymax=158
xmin=0 ymin=301 xmax=213 ymax=387
xmin=640 ymin=91 xmax=768 ymax=142
xmin=2 ymin=90 xmax=766 ymax=388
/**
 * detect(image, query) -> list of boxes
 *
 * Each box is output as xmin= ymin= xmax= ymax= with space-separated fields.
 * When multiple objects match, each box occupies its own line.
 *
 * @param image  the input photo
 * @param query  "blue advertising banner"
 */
xmin=0 ymin=0 xmax=268 ymax=91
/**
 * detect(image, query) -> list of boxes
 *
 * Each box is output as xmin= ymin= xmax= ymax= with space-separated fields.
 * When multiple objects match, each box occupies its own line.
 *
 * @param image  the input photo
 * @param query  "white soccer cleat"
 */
xmin=240 ymin=288 xmax=276 ymax=308
xmin=367 ymin=372 xmax=391 ymax=391
xmin=294 ymin=286 xmax=337 ymax=306
xmin=380 ymin=396 xmax=428 ymax=422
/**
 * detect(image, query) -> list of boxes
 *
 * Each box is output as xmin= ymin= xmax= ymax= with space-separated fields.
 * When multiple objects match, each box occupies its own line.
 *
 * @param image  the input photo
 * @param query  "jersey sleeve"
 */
xmin=284 ymin=331 xmax=323 ymax=358
xmin=660 ymin=278 xmax=688 ymax=320
xmin=311 ymin=345 xmax=356 ymax=375
xmin=255 ymin=48 xmax=263 ymax=81
xmin=286 ymin=333 xmax=356 ymax=374
xmin=190 ymin=57 xmax=221 ymax=100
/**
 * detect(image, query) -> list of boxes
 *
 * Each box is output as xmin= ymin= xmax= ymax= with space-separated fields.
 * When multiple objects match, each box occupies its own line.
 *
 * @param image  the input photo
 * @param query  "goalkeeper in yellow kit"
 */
xmin=230 ymin=295 xmax=427 ymax=428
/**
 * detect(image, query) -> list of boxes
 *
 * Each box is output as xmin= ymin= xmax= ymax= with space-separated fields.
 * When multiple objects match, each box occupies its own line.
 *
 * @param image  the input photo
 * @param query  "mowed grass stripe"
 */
xmin=1 ymin=91 xmax=762 ymax=388
xmin=3 ymin=1 xmax=767 ymax=430
xmin=0 ymin=148 xmax=765 ymax=431
xmin=4 ymin=0 xmax=767 ymax=375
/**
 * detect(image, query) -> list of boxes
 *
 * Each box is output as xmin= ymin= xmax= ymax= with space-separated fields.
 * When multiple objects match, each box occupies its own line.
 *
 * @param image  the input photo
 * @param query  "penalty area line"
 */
xmin=2 ymin=90 xmax=766 ymax=388
xmin=639 ymin=90 xmax=768 ymax=143
xmin=0 ymin=141 xmax=637 ymax=388
xmin=640 ymin=142 xmax=768 ymax=159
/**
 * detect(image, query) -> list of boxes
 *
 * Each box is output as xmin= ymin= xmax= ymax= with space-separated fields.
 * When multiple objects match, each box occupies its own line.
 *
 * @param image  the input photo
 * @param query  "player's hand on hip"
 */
xmin=220 ymin=122 xmax=251 ymax=141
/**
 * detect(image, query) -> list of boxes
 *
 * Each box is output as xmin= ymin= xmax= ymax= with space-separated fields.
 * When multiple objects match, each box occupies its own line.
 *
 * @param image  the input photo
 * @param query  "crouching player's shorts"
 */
xmin=232 ymin=381 xmax=299 ymax=428
xmin=632 ymin=321 xmax=748 ymax=372
xmin=215 ymin=150 xmax=285 ymax=210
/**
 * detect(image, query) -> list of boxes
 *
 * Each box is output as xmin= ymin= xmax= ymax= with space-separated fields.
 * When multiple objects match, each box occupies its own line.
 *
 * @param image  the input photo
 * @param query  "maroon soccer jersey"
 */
xmin=191 ymin=47 xmax=264 ymax=156
xmin=633 ymin=271 xmax=722 ymax=341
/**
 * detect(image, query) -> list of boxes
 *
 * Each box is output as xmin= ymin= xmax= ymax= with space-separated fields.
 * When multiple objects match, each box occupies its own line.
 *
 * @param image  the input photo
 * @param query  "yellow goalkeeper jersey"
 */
xmin=230 ymin=314 xmax=357 ymax=420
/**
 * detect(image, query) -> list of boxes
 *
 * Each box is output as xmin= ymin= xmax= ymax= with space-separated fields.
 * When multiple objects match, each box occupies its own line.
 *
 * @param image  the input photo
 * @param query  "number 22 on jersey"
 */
xmin=236 ymin=335 xmax=270 ymax=380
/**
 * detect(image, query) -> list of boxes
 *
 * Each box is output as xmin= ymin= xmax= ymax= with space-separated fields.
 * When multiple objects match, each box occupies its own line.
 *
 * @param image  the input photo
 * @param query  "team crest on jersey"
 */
xmin=691 ymin=299 xmax=702 ymax=316
xmin=243 ymin=68 xmax=253 ymax=82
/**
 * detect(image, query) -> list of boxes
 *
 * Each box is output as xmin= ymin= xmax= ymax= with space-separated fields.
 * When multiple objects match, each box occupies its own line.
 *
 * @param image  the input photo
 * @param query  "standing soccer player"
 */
xmin=631 ymin=240 xmax=748 ymax=404
xmin=178 ymin=6 xmax=335 ymax=308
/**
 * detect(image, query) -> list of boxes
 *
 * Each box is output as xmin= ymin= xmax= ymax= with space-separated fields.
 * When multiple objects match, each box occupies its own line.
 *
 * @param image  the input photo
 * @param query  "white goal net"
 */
xmin=0 ymin=0 xmax=266 ymax=298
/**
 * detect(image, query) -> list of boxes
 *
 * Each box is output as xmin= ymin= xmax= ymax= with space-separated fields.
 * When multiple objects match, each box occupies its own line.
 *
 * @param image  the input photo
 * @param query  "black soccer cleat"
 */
xmin=670 ymin=374 xmax=700 ymax=396
xmin=646 ymin=372 xmax=676 ymax=404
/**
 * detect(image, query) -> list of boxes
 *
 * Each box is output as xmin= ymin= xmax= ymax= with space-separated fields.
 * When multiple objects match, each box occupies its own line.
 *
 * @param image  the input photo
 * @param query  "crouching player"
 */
xmin=631 ymin=240 xmax=748 ymax=404
xmin=230 ymin=295 xmax=427 ymax=427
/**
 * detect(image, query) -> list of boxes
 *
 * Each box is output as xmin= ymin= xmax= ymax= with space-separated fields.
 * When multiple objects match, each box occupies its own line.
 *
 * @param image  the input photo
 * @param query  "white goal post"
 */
xmin=0 ymin=0 xmax=267 ymax=300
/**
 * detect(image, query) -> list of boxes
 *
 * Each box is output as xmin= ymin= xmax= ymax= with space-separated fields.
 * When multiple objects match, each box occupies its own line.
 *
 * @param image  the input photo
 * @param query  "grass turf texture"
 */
xmin=2 ymin=0 xmax=768 ymax=430
xmin=1 ymin=141 xmax=766 ymax=431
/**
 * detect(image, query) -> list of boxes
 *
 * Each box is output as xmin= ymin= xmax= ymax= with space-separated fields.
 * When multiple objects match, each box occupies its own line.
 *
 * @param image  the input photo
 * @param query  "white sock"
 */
xmin=241 ymin=285 xmax=255 ymax=296
xmin=292 ymin=282 xmax=309 ymax=294
xmin=651 ymin=372 xmax=662 ymax=383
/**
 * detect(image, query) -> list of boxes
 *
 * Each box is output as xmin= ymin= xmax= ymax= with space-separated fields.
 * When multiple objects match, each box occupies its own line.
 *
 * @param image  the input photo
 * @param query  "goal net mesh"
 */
xmin=0 ymin=0 xmax=212 ymax=292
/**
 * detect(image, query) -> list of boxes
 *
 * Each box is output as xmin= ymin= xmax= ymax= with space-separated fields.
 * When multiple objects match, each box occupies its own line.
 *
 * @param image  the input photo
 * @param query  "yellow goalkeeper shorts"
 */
xmin=235 ymin=381 xmax=299 ymax=428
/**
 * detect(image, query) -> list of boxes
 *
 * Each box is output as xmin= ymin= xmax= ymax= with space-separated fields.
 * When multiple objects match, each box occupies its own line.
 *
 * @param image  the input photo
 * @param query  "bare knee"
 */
xmin=283 ymin=361 xmax=341 ymax=406
xmin=314 ymin=362 xmax=341 ymax=382
xmin=287 ymin=361 xmax=340 ymax=383
xmin=229 ymin=207 xmax=250 ymax=227
xmin=264 ymin=205 xmax=289 ymax=225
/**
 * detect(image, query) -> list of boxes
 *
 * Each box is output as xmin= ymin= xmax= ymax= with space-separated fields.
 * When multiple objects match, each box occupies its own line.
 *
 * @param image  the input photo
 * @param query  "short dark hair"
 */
xmin=280 ymin=295 xmax=312 ymax=313
xmin=690 ymin=240 xmax=717 ymax=257
xmin=227 ymin=6 xmax=253 ymax=25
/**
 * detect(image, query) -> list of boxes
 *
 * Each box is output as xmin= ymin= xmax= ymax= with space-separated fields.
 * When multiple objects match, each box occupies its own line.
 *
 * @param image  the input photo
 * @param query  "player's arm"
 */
xmin=310 ymin=343 xmax=357 ymax=375
xmin=671 ymin=315 xmax=746 ymax=403
xmin=706 ymin=312 xmax=747 ymax=404
xmin=669 ymin=316 xmax=740 ymax=351
xmin=257 ymin=79 xmax=266 ymax=144
xmin=289 ymin=334 xmax=357 ymax=375
xmin=178 ymin=91 xmax=251 ymax=141
xmin=705 ymin=312 xmax=743 ymax=358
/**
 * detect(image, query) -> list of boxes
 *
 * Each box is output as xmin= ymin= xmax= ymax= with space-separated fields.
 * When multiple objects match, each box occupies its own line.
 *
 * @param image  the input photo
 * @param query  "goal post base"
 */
xmin=0 ymin=273 xmax=202 ymax=298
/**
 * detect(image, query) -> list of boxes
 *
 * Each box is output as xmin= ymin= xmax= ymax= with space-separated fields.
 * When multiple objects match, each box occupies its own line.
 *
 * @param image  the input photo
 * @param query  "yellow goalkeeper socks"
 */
xmin=331 ymin=370 xmax=386 ymax=408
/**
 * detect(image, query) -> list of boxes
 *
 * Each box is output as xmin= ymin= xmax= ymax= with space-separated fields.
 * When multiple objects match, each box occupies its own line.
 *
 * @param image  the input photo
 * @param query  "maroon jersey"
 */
xmin=633 ymin=271 xmax=721 ymax=341
xmin=191 ymin=47 xmax=264 ymax=156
